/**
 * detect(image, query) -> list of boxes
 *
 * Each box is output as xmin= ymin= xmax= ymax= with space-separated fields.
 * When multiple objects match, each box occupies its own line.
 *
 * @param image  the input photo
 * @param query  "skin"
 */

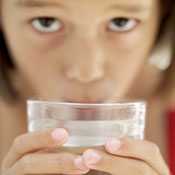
xmin=1 ymin=0 xmax=162 ymax=101
xmin=0 ymin=0 xmax=171 ymax=174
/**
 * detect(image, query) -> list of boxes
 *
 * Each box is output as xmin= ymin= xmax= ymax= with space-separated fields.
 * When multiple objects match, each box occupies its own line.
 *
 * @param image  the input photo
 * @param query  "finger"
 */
xmin=105 ymin=138 xmax=170 ymax=175
xmin=2 ymin=128 xmax=69 ymax=170
xmin=82 ymin=149 xmax=157 ymax=175
xmin=7 ymin=152 xmax=89 ymax=175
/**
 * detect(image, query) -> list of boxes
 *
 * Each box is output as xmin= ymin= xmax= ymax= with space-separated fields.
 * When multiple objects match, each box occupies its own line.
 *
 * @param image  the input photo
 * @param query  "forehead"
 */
xmin=12 ymin=0 xmax=160 ymax=19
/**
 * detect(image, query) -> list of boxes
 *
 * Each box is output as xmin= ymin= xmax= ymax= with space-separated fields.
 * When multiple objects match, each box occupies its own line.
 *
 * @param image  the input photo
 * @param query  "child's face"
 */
xmin=1 ymin=0 xmax=161 ymax=102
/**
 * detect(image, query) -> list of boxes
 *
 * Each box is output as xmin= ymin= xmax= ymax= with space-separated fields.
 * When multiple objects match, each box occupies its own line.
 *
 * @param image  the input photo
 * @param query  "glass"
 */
xmin=27 ymin=100 xmax=146 ymax=148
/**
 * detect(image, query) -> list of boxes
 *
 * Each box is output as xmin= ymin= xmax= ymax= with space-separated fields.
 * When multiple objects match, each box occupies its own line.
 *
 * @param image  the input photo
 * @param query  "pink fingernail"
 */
xmin=74 ymin=156 xmax=89 ymax=172
xmin=51 ymin=128 xmax=68 ymax=142
xmin=83 ymin=150 xmax=101 ymax=166
xmin=106 ymin=138 xmax=122 ymax=153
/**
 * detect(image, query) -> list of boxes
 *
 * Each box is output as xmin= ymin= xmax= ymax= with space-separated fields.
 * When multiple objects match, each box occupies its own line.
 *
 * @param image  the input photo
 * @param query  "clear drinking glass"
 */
xmin=27 ymin=100 xmax=146 ymax=149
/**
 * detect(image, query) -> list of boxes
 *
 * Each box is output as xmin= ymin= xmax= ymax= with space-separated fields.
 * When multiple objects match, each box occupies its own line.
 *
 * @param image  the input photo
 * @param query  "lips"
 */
xmin=65 ymin=100 xmax=105 ymax=104
xmin=61 ymin=97 xmax=114 ymax=104
xmin=74 ymin=108 xmax=100 ymax=120
xmin=60 ymin=98 xmax=114 ymax=120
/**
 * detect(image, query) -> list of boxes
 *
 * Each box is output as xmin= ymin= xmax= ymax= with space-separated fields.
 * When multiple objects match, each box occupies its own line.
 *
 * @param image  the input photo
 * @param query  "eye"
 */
xmin=108 ymin=17 xmax=138 ymax=32
xmin=32 ymin=17 xmax=63 ymax=33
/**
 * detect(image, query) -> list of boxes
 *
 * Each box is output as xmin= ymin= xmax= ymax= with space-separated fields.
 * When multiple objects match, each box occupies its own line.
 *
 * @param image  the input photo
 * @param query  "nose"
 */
xmin=65 ymin=37 xmax=105 ymax=83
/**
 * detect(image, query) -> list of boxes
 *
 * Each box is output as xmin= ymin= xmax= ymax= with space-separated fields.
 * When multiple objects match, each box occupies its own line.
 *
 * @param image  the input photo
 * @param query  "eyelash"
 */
xmin=31 ymin=17 xmax=64 ymax=33
xmin=31 ymin=17 xmax=139 ymax=34
xmin=107 ymin=17 xmax=139 ymax=33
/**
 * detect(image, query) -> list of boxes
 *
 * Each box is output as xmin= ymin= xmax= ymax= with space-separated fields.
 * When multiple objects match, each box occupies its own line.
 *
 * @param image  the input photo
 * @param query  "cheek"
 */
xmin=6 ymin=26 xmax=66 ymax=75
xmin=109 ymin=56 xmax=144 ymax=83
xmin=104 ymin=34 xmax=151 ymax=95
xmin=105 ymin=22 xmax=157 ymax=83
xmin=5 ymin=36 xmax=67 ymax=94
xmin=109 ymin=35 xmax=148 ymax=54
xmin=108 ymin=19 xmax=157 ymax=54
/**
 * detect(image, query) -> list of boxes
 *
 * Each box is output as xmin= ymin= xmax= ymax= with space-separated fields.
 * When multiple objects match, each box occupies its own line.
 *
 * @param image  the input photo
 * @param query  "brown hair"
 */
xmin=0 ymin=32 xmax=19 ymax=103
xmin=0 ymin=0 xmax=174 ymax=103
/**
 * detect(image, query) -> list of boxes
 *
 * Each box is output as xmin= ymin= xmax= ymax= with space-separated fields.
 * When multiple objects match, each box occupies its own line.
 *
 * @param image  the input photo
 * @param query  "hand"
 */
xmin=1 ymin=128 xmax=89 ymax=175
xmin=77 ymin=138 xmax=170 ymax=175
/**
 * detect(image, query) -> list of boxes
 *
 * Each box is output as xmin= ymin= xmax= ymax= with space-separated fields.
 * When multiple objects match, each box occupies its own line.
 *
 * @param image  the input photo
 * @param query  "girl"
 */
xmin=0 ymin=0 xmax=175 ymax=174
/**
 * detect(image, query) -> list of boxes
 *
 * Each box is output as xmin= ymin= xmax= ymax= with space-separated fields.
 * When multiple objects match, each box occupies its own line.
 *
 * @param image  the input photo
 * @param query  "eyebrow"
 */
xmin=16 ymin=0 xmax=65 ymax=8
xmin=107 ymin=3 xmax=151 ymax=13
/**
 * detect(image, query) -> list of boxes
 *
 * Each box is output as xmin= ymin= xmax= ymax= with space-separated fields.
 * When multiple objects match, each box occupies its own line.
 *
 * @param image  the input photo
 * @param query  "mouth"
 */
xmin=61 ymin=98 xmax=117 ymax=104
xmin=60 ymin=96 xmax=138 ymax=104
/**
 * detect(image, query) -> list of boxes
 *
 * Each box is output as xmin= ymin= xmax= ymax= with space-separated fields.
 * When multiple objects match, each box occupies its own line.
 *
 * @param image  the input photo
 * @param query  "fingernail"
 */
xmin=83 ymin=149 xmax=101 ymax=166
xmin=106 ymin=138 xmax=122 ymax=153
xmin=74 ymin=156 xmax=89 ymax=172
xmin=51 ymin=128 xmax=68 ymax=142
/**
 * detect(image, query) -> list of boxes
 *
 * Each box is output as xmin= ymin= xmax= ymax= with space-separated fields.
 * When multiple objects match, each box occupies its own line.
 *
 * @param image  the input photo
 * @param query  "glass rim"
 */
xmin=27 ymin=99 xmax=146 ymax=107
